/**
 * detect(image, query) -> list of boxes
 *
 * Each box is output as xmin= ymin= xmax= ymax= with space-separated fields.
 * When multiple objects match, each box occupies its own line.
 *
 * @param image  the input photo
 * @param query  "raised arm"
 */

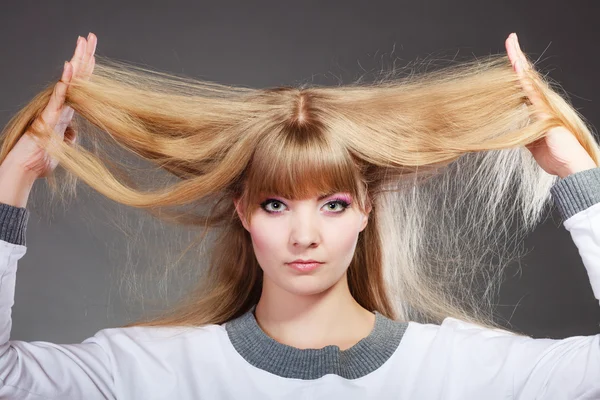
xmin=0 ymin=33 xmax=116 ymax=399
xmin=552 ymin=167 xmax=600 ymax=304
xmin=500 ymin=168 xmax=600 ymax=398
xmin=0 ymin=204 xmax=115 ymax=399
xmin=424 ymin=168 xmax=600 ymax=399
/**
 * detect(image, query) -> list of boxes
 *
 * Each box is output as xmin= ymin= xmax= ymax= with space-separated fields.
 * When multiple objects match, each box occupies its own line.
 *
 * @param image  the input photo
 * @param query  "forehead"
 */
xmin=246 ymin=167 xmax=360 ymax=203
xmin=245 ymin=144 xmax=362 ymax=200
xmin=238 ymin=109 xmax=369 ymax=210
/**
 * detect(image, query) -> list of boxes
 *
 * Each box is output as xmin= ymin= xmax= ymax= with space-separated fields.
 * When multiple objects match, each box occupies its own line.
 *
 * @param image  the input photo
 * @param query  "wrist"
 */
xmin=558 ymin=157 xmax=598 ymax=179
xmin=0 ymin=162 xmax=37 ymax=208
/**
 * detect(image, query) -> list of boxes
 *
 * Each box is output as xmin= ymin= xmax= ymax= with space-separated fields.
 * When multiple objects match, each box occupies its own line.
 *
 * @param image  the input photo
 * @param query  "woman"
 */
xmin=0 ymin=32 xmax=598 ymax=398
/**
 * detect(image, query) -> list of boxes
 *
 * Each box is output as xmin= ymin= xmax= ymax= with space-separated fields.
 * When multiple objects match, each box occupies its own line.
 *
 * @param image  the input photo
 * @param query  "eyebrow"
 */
xmin=316 ymin=191 xmax=350 ymax=200
xmin=263 ymin=191 xmax=346 ymax=201
xmin=318 ymin=192 xmax=338 ymax=200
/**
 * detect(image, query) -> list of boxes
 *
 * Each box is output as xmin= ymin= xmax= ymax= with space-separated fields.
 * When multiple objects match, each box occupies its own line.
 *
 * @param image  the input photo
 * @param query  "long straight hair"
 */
xmin=1 ymin=53 xmax=598 ymax=330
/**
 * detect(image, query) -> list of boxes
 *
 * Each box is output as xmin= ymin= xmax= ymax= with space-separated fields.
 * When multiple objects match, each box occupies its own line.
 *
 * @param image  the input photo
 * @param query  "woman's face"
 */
xmin=235 ymin=192 xmax=370 ymax=296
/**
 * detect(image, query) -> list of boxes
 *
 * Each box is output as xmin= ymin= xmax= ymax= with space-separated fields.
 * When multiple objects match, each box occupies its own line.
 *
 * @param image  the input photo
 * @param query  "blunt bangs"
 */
xmin=240 ymin=119 xmax=369 ymax=216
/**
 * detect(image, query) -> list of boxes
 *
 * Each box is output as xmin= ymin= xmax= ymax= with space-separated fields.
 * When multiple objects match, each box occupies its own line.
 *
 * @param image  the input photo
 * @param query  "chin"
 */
xmin=276 ymin=275 xmax=341 ymax=297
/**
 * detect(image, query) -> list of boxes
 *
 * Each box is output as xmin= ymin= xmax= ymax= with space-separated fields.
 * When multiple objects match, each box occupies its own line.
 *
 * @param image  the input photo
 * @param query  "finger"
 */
xmin=63 ymin=106 xmax=75 ymax=123
xmin=509 ymin=35 xmax=546 ymax=114
xmin=514 ymin=34 xmax=531 ymax=72
xmin=55 ymin=106 xmax=75 ymax=136
xmin=70 ymin=36 xmax=87 ymax=79
xmin=512 ymin=34 xmax=535 ymax=79
xmin=81 ymin=33 xmax=97 ymax=80
xmin=64 ymin=96 xmax=75 ymax=116
xmin=64 ymin=125 xmax=78 ymax=145
xmin=505 ymin=33 xmax=519 ymax=69
xmin=39 ymin=61 xmax=73 ymax=129
xmin=83 ymin=55 xmax=96 ymax=81
xmin=505 ymin=34 xmax=531 ymax=91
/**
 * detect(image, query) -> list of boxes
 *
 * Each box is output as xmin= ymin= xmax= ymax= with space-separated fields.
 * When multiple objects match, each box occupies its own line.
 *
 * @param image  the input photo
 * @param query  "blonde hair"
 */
xmin=1 ymin=52 xmax=598 ymax=330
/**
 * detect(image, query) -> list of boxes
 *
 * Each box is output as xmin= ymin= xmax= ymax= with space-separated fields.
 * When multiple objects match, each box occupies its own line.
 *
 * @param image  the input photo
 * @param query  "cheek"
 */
xmin=323 ymin=217 xmax=363 ymax=261
xmin=247 ymin=212 xmax=364 ymax=267
xmin=247 ymin=217 xmax=287 ymax=264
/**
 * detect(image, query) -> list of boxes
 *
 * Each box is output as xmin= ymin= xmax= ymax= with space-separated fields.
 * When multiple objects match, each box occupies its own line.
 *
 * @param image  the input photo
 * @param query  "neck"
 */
xmin=254 ymin=273 xmax=375 ymax=350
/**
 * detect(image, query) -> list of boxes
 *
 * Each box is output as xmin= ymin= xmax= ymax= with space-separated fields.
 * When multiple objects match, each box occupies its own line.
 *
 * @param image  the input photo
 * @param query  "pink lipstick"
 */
xmin=286 ymin=260 xmax=323 ymax=272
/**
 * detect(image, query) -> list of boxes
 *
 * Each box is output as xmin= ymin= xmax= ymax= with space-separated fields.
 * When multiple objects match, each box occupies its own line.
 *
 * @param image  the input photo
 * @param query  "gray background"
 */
xmin=1 ymin=0 xmax=599 ymax=343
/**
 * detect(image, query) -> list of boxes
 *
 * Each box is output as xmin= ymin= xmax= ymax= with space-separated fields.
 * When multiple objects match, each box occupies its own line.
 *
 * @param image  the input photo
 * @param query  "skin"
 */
xmin=505 ymin=33 xmax=597 ymax=178
xmin=0 ymin=33 xmax=97 ymax=207
xmin=235 ymin=34 xmax=598 ymax=350
xmin=0 ymin=33 xmax=596 ymax=349
xmin=234 ymin=194 xmax=375 ymax=350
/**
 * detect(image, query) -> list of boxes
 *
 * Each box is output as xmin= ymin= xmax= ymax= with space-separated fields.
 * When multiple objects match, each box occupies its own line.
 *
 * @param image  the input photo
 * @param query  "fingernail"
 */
xmin=87 ymin=32 xmax=92 ymax=40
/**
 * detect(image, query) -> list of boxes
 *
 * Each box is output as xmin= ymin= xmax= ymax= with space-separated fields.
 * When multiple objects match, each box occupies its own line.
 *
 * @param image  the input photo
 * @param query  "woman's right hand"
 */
xmin=1 ymin=33 xmax=97 ymax=180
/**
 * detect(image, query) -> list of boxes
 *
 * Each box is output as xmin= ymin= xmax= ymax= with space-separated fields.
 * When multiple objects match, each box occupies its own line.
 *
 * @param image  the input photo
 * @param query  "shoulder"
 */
xmin=398 ymin=316 xmax=590 ymax=369
xmin=389 ymin=318 xmax=600 ymax=397
xmin=73 ymin=323 xmax=247 ymax=395
xmin=84 ymin=322 xmax=231 ymax=358
xmin=378 ymin=318 xmax=523 ymax=396
xmin=398 ymin=317 xmax=532 ymax=366
xmin=403 ymin=317 xmax=523 ymax=344
xmin=390 ymin=318 xmax=531 ymax=391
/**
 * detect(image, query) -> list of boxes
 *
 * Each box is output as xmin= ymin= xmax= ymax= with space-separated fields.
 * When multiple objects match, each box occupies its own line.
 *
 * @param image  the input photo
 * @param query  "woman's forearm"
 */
xmin=0 ymin=162 xmax=36 ymax=208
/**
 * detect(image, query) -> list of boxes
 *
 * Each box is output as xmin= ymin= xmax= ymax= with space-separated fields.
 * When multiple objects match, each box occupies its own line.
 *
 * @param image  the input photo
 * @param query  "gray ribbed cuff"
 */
xmin=0 ymin=203 xmax=29 ymax=246
xmin=551 ymin=167 xmax=600 ymax=221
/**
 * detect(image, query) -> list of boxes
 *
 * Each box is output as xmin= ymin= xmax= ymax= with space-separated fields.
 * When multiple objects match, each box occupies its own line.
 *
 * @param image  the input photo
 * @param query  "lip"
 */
xmin=289 ymin=259 xmax=322 ymax=264
xmin=286 ymin=260 xmax=323 ymax=272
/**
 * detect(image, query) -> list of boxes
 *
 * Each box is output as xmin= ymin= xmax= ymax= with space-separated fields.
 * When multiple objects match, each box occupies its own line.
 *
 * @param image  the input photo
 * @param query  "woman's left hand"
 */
xmin=505 ymin=33 xmax=596 ymax=178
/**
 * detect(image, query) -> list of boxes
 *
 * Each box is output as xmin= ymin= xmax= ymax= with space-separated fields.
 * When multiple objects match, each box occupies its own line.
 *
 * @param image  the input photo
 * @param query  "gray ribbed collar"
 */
xmin=225 ymin=306 xmax=408 ymax=380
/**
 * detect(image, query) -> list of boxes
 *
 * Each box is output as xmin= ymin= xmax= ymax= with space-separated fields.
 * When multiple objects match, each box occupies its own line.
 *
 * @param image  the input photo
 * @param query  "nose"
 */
xmin=289 ymin=207 xmax=321 ymax=248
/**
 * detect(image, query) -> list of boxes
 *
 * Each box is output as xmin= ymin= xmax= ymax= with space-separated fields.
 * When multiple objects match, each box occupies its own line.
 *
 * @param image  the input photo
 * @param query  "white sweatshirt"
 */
xmin=0 ymin=168 xmax=599 ymax=399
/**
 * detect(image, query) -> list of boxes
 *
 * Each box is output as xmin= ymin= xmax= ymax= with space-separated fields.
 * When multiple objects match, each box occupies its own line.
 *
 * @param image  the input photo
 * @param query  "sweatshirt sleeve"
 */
xmin=550 ymin=167 xmax=600 ymax=304
xmin=0 ymin=203 xmax=115 ymax=399
xmin=510 ymin=167 xmax=600 ymax=398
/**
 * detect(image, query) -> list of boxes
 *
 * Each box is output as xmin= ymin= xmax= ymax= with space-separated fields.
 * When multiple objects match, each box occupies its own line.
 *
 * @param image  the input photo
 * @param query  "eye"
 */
xmin=260 ymin=199 xmax=287 ymax=213
xmin=325 ymin=199 xmax=350 ymax=212
xmin=259 ymin=198 xmax=351 ymax=214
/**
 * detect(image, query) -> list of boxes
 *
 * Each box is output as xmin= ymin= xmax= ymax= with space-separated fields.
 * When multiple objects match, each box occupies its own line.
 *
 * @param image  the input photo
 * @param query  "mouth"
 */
xmin=286 ymin=261 xmax=324 ymax=272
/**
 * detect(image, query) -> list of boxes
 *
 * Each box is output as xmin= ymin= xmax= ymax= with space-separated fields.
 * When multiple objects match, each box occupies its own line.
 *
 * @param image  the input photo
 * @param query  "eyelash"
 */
xmin=259 ymin=198 xmax=351 ymax=214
